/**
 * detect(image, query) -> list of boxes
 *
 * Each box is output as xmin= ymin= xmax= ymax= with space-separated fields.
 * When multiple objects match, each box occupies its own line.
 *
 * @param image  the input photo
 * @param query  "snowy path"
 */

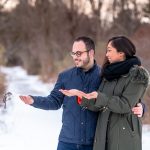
xmin=0 ymin=66 xmax=150 ymax=150
xmin=0 ymin=66 xmax=62 ymax=150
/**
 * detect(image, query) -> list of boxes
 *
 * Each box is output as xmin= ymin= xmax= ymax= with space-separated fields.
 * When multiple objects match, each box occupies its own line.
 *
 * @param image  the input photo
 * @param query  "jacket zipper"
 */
xmin=117 ymin=125 xmax=120 ymax=150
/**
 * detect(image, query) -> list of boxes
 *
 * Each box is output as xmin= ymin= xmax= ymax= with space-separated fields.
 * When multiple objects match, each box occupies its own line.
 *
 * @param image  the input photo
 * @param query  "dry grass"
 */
xmin=142 ymin=87 xmax=150 ymax=124
xmin=0 ymin=72 xmax=6 ymax=103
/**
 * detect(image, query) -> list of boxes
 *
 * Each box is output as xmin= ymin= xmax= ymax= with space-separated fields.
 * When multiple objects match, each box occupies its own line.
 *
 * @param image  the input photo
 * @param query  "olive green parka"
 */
xmin=80 ymin=66 xmax=149 ymax=150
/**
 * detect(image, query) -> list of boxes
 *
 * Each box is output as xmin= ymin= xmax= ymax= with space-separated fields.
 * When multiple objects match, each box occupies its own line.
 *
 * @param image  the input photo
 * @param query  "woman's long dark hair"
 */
xmin=101 ymin=36 xmax=136 ymax=78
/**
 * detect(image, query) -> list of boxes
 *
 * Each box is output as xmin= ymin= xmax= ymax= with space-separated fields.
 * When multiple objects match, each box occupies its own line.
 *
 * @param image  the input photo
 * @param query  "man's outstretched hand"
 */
xmin=19 ymin=96 xmax=34 ymax=105
xmin=59 ymin=89 xmax=98 ymax=99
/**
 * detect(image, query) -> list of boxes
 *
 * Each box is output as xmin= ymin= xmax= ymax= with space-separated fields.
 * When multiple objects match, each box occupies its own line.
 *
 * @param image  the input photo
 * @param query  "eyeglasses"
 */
xmin=70 ymin=50 xmax=89 ymax=57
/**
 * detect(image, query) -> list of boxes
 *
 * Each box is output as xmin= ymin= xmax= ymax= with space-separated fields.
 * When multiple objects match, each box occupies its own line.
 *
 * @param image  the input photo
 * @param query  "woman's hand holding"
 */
xmin=59 ymin=89 xmax=86 ymax=98
xmin=84 ymin=91 xmax=98 ymax=99
xmin=59 ymin=89 xmax=98 ymax=99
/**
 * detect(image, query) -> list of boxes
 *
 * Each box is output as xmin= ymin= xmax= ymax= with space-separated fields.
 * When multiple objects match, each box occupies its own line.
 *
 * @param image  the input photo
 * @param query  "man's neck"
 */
xmin=83 ymin=60 xmax=95 ymax=72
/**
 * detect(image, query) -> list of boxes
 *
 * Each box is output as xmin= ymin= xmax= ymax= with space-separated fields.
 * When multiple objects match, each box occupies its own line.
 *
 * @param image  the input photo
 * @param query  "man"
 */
xmin=20 ymin=36 xmax=143 ymax=150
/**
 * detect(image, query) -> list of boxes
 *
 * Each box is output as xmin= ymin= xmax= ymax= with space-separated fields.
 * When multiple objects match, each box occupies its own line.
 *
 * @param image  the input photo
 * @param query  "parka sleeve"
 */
xmin=80 ymin=97 xmax=100 ymax=112
xmin=81 ymin=66 xmax=149 ymax=114
xmin=80 ymin=81 xmax=147 ymax=113
xmin=95 ymin=81 xmax=146 ymax=114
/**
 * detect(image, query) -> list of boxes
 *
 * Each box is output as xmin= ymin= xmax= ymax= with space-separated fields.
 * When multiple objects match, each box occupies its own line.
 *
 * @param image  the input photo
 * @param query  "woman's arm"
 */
xmin=60 ymin=89 xmax=100 ymax=111
xmin=60 ymin=85 xmax=146 ymax=114
xmin=94 ymin=82 xmax=146 ymax=114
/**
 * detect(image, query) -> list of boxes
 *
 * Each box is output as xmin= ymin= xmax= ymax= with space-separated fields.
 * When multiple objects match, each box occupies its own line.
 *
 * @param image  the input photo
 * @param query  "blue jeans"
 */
xmin=57 ymin=141 xmax=93 ymax=150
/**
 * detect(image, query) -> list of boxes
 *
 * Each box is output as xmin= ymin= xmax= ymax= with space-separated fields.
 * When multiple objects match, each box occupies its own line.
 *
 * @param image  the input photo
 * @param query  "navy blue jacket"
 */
xmin=31 ymin=62 xmax=101 ymax=145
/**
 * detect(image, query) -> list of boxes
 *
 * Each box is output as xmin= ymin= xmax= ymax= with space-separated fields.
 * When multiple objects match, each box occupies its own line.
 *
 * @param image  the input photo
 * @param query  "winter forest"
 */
xmin=0 ymin=0 xmax=150 ymax=150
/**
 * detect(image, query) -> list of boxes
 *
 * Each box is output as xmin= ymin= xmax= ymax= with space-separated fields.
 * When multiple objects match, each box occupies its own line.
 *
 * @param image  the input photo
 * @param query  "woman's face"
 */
xmin=106 ymin=42 xmax=125 ymax=63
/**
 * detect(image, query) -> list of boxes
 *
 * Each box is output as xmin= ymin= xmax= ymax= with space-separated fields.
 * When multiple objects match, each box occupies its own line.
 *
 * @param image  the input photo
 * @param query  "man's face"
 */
xmin=71 ymin=41 xmax=91 ymax=69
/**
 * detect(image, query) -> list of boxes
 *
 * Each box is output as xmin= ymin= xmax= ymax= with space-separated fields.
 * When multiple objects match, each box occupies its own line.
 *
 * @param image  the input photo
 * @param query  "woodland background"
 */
xmin=0 ymin=0 xmax=150 ymax=123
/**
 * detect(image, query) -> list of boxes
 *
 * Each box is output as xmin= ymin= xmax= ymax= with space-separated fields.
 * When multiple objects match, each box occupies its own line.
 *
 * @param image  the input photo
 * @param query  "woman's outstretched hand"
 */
xmin=59 ymin=89 xmax=98 ymax=99
xmin=59 ymin=89 xmax=85 ymax=98
xmin=86 ymin=92 xmax=98 ymax=99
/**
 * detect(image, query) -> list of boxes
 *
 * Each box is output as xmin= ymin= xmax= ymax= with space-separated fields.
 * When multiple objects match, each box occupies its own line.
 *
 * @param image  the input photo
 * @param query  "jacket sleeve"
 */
xmin=80 ymin=97 xmax=101 ymax=112
xmin=80 ymin=81 xmax=147 ymax=113
xmin=95 ymin=81 xmax=146 ymax=114
xmin=81 ymin=66 xmax=149 ymax=114
xmin=30 ymin=73 xmax=65 ymax=110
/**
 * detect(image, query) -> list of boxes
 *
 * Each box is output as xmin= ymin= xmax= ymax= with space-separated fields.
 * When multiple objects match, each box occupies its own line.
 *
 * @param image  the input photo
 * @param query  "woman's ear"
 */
xmin=119 ymin=52 xmax=126 ymax=59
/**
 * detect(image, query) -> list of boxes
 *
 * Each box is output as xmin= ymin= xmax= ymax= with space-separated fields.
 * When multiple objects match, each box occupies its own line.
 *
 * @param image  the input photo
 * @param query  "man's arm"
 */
xmin=20 ymin=73 xmax=65 ymax=110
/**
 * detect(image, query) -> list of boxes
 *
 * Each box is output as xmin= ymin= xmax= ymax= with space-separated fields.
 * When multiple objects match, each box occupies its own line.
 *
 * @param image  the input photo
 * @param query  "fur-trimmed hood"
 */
xmin=129 ymin=65 xmax=149 ymax=87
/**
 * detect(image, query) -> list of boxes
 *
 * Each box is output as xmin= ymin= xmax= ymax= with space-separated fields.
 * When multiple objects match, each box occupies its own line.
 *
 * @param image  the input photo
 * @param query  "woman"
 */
xmin=60 ymin=36 xmax=149 ymax=150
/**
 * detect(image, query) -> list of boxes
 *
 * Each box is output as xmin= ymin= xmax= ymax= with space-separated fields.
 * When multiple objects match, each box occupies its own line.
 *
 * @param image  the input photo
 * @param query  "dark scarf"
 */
xmin=103 ymin=56 xmax=141 ymax=81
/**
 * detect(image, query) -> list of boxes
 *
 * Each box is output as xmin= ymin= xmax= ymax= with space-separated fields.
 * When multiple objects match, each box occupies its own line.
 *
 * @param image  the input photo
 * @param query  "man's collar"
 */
xmin=76 ymin=60 xmax=97 ymax=75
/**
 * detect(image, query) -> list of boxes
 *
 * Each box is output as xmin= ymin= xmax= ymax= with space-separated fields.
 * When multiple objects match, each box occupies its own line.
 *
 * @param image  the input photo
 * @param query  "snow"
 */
xmin=0 ymin=66 xmax=62 ymax=150
xmin=0 ymin=66 xmax=150 ymax=150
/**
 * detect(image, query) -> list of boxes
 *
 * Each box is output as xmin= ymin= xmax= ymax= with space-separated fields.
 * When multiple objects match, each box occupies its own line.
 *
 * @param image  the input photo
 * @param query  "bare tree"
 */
xmin=88 ymin=0 xmax=103 ymax=42
xmin=142 ymin=0 xmax=150 ymax=20
xmin=105 ymin=0 xmax=141 ymax=36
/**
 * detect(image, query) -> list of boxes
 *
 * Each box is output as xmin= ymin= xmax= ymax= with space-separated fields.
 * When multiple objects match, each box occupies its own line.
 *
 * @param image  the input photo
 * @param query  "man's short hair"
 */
xmin=74 ymin=36 xmax=95 ymax=53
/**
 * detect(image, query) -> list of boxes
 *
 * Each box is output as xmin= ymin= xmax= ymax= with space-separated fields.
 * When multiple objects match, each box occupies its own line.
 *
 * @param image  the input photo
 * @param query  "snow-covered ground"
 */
xmin=0 ymin=66 xmax=62 ymax=150
xmin=0 ymin=66 xmax=150 ymax=150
